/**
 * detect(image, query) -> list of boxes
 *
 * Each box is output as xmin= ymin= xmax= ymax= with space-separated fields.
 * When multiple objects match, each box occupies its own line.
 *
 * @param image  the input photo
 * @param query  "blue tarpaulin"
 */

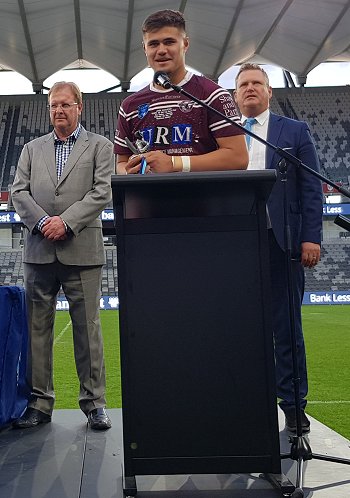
xmin=0 ymin=286 xmax=29 ymax=427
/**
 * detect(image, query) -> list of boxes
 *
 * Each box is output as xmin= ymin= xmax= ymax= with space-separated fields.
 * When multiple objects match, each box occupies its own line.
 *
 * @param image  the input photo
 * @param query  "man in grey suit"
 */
xmin=11 ymin=81 xmax=113 ymax=430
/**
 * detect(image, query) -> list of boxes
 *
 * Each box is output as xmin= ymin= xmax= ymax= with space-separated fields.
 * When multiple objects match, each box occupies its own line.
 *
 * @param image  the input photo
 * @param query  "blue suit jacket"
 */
xmin=266 ymin=112 xmax=323 ymax=257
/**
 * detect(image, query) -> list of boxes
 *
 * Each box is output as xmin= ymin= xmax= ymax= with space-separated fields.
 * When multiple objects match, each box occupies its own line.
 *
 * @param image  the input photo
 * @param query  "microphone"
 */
xmin=153 ymin=71 xmax=172 ymax=89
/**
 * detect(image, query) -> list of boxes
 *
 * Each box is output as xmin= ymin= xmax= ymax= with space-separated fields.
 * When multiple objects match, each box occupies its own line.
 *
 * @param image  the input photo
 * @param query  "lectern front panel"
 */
xmin=112 ymin=171 xmax=280 ymax=478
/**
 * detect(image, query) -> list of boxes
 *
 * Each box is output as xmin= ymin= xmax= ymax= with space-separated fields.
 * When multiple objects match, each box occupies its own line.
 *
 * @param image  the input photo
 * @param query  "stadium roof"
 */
xmin=0 ymin=0 xmax=350 ymax=92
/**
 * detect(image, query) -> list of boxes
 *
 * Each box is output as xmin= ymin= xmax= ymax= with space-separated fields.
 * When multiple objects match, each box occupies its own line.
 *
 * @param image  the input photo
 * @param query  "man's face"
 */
xmin=234 ymin=69 xmax=272 ymax=117
xmin=48 ymin=85 xmax=82 ymax=136
xmin=143 ymin=26 xmax=189 ymax=84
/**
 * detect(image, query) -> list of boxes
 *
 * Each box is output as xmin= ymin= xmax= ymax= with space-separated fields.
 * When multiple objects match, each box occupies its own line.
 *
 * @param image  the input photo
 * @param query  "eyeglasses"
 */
xmin=47 ymin=103 xmax=78 ymax=111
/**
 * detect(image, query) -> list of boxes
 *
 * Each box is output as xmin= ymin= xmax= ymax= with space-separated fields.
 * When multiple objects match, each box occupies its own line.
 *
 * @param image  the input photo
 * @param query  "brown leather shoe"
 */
xmin=87 ymin=408 xmax=112 ymax=430
xmin=12 ymin=407 xmax=51 ymax=429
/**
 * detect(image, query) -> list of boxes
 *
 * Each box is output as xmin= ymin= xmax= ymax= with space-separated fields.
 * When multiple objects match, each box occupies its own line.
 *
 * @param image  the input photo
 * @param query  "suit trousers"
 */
xmin=24 ymin=261 xmax=107 ymax=416
xmin=268 ymin=231 xmax=308 ymax=413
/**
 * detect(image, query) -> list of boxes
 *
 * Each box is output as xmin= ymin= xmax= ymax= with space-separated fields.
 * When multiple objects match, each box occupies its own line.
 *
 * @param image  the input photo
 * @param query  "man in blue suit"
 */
xmin=234 ymin=63 xmax=323 ymax=433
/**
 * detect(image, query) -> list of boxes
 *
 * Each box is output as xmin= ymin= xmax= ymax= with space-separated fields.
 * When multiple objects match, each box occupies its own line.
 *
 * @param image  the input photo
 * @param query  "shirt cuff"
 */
xmin=36 ymin=215 xmax=49 ymax=232
xmin=60 ymin=218 xmax=71 ymax=233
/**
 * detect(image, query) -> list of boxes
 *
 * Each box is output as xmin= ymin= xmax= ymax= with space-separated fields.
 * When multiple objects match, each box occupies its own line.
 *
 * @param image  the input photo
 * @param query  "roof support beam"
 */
xmin=17 ymin=0 xmax=40 ymax=91
xmin=121 ymin=0 xmax=135 ymax=90
xmin=302 ymin=0 xmax=350 ymax=75
xmin=212 ymin=0 xmax=244 ymax=80
xmin=74 ymin=0 xmax=83 ymax=60
xmin=179 ymin=0 xmax=188 ymax=13
xmin=254 ymin=0 xmax=294 ymax=56
xmin=283 ymin=69 xmax=296 ymax=87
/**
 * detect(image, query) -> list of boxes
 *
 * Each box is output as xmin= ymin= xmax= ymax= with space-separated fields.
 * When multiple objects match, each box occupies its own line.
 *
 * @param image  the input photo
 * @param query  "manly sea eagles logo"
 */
xmin=179 ymin=100 xmax=194 ymax=113
xmin=138 ymin=103 xmax=149 ymax=119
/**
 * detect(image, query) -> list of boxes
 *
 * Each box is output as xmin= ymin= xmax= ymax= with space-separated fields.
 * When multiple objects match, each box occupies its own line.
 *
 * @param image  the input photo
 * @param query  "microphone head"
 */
xmin=153 ymin=71 xmax=171 ymax=89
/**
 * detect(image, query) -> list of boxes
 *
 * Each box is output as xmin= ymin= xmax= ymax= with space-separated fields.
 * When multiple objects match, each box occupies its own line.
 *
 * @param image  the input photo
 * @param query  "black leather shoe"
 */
xmin=285 ymin=409 xmax=310 ymax=434
xmin=12 ymin=407 xmax=51 ymax=429
xmin=87 ymin=408 xmax=112 ymax=430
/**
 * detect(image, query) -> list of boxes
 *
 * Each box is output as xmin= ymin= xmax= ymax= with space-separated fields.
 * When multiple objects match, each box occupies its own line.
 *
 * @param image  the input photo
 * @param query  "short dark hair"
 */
xmin=142 ymin=9 xmax=186 ymax=34
xmin=235 ymin=63 xmax=270 ymax=87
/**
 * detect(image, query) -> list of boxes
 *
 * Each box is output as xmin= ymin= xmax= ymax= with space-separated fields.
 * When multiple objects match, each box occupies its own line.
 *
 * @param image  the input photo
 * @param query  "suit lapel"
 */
xmin=58 ymin=127 xmax=89 ymax=185
xmin=42 ymin=134 xmax=57 ymax=185
xmin=266 ymin=112 xmax=284 ymax=169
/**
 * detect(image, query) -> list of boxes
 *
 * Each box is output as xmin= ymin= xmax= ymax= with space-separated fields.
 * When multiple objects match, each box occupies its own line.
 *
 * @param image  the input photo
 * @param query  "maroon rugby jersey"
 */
xmin=114 ymin=73 xmax=243 ymax=157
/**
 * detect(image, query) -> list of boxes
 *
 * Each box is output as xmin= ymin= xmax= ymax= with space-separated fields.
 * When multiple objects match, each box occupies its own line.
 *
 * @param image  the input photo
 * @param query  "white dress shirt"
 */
xmin=242 ymin=109 xmax=271 ymax=227
xmin=242 ymin=109 xmax=270 ymax=170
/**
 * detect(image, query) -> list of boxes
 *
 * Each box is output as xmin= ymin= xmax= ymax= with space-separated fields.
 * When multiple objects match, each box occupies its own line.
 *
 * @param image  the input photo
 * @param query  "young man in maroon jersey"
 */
xmin=114 ymin=9 xmax=248 ymax=174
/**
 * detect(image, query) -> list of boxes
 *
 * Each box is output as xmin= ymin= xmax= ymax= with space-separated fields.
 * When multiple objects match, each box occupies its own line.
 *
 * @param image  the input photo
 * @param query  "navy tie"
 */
xmin=244 ymin=118 xmax=257 ymax=149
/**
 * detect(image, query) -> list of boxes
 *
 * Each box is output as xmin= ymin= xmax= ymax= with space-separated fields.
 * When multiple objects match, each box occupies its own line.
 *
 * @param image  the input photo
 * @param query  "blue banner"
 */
xmin=56 ymin=292 xmax=350 ymax=309
xmin=56 ymin=295 xmax=119 ymax=310
xmin=303 ymin=290 xmax=350 ymax=305
xmin=0 ymin=209 xmax=115 ymax=224
xmin=322 ymin=204 xmax=348 ymax=216
xmin=0 ymin=211 xmax=22 ymax=223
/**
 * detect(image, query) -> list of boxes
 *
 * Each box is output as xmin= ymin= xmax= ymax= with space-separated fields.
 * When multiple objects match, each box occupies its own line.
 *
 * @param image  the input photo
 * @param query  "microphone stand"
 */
xmin=157 ymin=74 xmax=350 ymax=498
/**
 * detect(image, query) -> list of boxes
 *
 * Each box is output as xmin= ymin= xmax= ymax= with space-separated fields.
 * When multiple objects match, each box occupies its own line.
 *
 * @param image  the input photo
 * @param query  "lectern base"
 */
xmin=122 ymin=471 xmax=295 ymax=497
xmin=123 ymin=474 xmax=137 ymax=497
xmin=263 ymin=472 xmax=295 ymax=496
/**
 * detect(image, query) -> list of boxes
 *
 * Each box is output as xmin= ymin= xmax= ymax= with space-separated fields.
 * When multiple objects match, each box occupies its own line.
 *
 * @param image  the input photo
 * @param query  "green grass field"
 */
xmin=302 ymin=305 xmax=350 ymax=439
xmin=53 ymin=310 xmax=122 ymax=410
xmin=53 ymin=306 xmax=350 ymax=440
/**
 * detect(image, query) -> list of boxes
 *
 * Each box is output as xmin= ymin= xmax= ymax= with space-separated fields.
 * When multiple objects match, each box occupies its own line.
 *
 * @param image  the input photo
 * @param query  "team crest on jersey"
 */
xmin=179 ymin=100 xmax=194 ymax=113
xmin=138 ymin=103 xmax=149 ymax=119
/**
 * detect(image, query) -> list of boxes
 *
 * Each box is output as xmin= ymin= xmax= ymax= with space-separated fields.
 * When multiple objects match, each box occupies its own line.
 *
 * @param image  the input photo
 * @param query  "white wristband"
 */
xmin=181 ymin=155 xmax=191 ymax=172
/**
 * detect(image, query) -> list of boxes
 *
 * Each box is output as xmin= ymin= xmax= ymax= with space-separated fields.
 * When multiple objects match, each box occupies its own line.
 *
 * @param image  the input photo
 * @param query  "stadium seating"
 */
xmin=103 ymin=247 xmax=118 ymax=296
xmin=1 ymin=87 xmax=350 ymax=192
xmin=270 ymin=87 xmax=350 ymax=184
xmin=0 ymin=93 xmax=125 ymax=192
xmin=0 ymin=247 xmax=118 ymax=296
xmin=1 ymin=87 xmax=350 ymax=295
xmin=304 ymin=239 xmax=350 ymax=291
xmin=1 ymin=241 xmax=350 ymax=295
xmin=0 ymin=249 xmax=23 ymax=288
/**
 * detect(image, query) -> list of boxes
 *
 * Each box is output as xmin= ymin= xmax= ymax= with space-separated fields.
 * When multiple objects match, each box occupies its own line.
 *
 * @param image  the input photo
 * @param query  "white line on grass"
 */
xmin=308 ymin=400 xmax=350 ymax=405
xmin=54 ymin=320 xmax=72 ymax=345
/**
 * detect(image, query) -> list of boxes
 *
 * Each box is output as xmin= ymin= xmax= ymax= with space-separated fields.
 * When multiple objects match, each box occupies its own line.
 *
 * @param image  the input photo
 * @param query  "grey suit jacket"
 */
xmin=11 ymin=127 xmax=114 ymax=265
